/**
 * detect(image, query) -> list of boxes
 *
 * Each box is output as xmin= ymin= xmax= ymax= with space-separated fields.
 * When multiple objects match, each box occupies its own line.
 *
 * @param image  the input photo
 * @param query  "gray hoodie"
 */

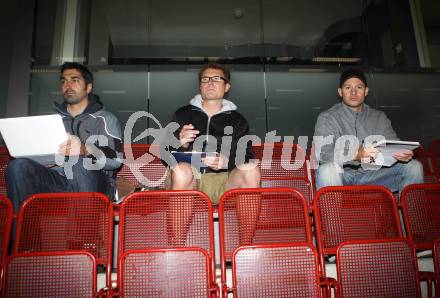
xmin=313 ymin=102 xmax=398 ymax=165
xmin=54 ymin=94 xmax=123 ymax=179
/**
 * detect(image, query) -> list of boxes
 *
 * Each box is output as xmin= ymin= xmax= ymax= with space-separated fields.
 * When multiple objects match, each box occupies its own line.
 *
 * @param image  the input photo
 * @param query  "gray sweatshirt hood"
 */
xmin=189 ymin=94 xmax=237 ymax=116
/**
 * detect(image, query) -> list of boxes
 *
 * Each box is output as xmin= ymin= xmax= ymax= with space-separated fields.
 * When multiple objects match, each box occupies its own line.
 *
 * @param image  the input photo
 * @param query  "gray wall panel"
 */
xmin=227 ymin=65 xmax=266 ymax=138
xmin=26 ymin=67 xmax=440 ymax=147
xmin=369 ymin=72 xmax=440 ymax=147
xmin=149 ymin=65 xmax=201 ymax=128
xmin=265 ymin=67 xmax=341 ymax=147
xmin=28 ymin=72 xmax=60 ymax=115
xmin=93 ymin=71 xmax=149 ymax=143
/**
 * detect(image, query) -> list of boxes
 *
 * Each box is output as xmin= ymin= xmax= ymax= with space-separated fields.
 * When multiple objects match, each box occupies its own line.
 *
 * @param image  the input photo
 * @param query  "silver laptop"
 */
xmin=0 ymin=114 xmax=68 ymax=165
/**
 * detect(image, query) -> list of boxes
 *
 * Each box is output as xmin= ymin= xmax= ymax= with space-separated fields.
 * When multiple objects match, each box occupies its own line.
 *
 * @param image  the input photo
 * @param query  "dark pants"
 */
xmin=6 ymin=157 xmax=114 ymax=214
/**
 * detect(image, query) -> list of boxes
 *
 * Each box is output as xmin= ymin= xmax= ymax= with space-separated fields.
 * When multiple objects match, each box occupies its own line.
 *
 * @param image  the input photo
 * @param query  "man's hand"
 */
xmin=355 ymin=144 xmax=379 ymax=163
xmin=393 ymin=149 xmax=413 ymax=162
xmin=58 ymin=134 xmax=88 ymax=156
xmin=202 ymin=153 xmax=227 ymax=171
xmin=179 ymin=124 xmax=199 ymax=149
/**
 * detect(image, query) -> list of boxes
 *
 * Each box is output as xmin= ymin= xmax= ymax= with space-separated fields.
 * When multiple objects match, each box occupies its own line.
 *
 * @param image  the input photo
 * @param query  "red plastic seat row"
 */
xmin=84 ymin=186 xmax=409 ymax=297
xmin=1 ymin=191 xmax=216 ymax=297
xmin=117 ymin=142 xmax=309 ymax=188
xmin=2 ymin=184 xmax=439 ymax=297
xmin=312 ymin=183 xmax=440 ymax=296
xmin=229 ymin=239 xmax=432 ymax=298
xmin=4 ymin=188 xmax=309 ymax=296
xmin=9 ymin=183 xmax=440 ymax=259
xmin=116 ymin=239 xmax=435 ymax=298
xmin=3 ymin=240 xmax=431 ymax=298
xmin=4 ymin=183 xmax=440 ymax=296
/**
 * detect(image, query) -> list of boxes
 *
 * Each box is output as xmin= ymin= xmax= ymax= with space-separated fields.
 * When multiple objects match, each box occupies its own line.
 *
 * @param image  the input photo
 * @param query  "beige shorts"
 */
xmin=166 ymin=168 xmax=229 ymax=204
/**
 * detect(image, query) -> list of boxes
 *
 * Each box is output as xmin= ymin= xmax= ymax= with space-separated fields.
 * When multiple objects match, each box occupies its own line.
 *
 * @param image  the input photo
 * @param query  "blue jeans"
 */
xmin=6 ymin=157 xmax=114 ymax=213
xmin=316 ymin=159 xmax=424 ymax=195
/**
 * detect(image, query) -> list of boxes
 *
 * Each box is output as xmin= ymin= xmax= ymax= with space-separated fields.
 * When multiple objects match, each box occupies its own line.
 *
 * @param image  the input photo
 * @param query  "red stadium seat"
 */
xmin=336 ymin=239 xmax=423 ymax=298
xmin=118 ymin=144 xmax=168 ymax=191
xmin=414 ymin=145 xmax=439 ymax=183
xmin=229 ymin=243 xmax=336 ymax=298
xmin=0 ymin=195 xmax=12 ymax=288
xmin=3 ymin=251 xmax=97 ymax=297
xmin=118 ymin=190 xmax=216 ymax=289
xmin=261 ymin=177 xmax=313 ymax=209
xmin=401 ymin=183 xmax=440 ymax=250
xmin=313 ymin=185 xmax=403 ymax=272
xmin=423 ymin=174 xmax=440 ymax=184
xmin=252 ymin=142 xmax=308 ymax=179
xmin=118 ymin=248 xmax=218 ymax=298
xmin=14 ymin=192 xmax=114 ymax=288
xmin=433 ymin=238 xmax=440 ymax=297
xmin=219 ymin=188 xmax=312 ymax=296
xmin=0 ymin=147 xmax=12 ymax=197
xmin=428 ymin=140 xmax=440 ymax=180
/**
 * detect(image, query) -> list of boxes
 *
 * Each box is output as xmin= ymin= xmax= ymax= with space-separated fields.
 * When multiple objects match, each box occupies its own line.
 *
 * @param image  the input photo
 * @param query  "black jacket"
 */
xmin=170 ymin=95 xmax=254 ymax=172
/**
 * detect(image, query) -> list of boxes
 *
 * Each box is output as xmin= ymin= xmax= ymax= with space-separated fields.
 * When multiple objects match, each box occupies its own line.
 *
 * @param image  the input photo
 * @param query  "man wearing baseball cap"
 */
xmin=313 ymin=68 xmax=423 ymax=195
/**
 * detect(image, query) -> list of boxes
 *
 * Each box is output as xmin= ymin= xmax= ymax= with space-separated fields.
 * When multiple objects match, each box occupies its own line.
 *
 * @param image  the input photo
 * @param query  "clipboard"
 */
xmin=171 ymin=151 xmax=217 ymax=168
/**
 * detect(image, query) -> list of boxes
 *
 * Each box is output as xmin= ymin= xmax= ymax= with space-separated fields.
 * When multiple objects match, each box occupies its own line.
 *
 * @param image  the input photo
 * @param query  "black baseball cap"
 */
xmin=339 ymin=68 xmax=367 ymax=87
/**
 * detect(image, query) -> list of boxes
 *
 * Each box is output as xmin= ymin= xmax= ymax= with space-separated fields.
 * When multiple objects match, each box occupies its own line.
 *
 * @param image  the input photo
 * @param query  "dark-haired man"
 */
xmin=167 ymin=63 xmax=260 ymax=244
xmin=6 ymin=62 xmax=122 ymax=212
xmin=313 ymin=68 xmax=423 ymax=194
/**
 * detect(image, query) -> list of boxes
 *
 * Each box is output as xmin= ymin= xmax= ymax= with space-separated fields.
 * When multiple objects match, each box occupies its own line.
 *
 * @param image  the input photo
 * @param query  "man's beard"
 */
xmin=63 ymin=90 xmax=87 ymax=104
xmin=64 ymin=96 xmax=82 ymax=104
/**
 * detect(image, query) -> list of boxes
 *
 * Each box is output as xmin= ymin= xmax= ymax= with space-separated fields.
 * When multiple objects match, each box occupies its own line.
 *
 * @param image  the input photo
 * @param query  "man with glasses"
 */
xmin=166 ymin=62 xmax=260 ymax=244
xmin=313 ymin=68 xmax=423 ymax=194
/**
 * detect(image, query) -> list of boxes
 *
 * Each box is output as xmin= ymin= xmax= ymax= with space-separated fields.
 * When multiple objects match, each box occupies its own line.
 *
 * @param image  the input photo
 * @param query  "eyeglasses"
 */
xmin=200 ymin=76 xmax=227 ymax=83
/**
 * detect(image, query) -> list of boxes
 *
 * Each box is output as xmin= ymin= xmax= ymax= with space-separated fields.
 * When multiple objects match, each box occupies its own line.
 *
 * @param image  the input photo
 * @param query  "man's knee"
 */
xmin=230 ymin=162 xmax=261 ymax=188
xmin=170 ymin=162 xmax=195 ymax=186
xmin=401 ymin=159 xmax=424 ymax=181
xmin=406 ymin=159 xmax=423 ymax=173
xmin=317 ymin=162 xmax=343 ymax=177
xmin=6 ymin=158 xmax=38 ymax=179
xmin=239 ymin=162 xmax=260 ymax=176
xmin=316 ymin=162 xmax=343 ymax=189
